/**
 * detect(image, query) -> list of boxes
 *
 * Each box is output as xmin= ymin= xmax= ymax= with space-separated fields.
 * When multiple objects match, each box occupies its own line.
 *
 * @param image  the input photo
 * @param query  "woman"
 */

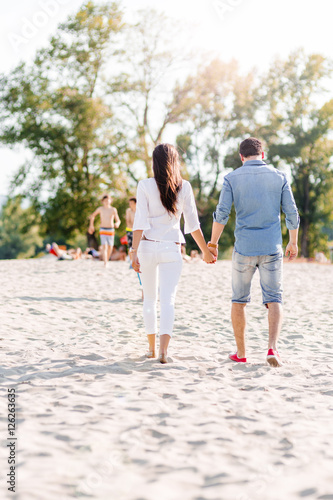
xmin=131 ymin=144 xmax=215 ymax=364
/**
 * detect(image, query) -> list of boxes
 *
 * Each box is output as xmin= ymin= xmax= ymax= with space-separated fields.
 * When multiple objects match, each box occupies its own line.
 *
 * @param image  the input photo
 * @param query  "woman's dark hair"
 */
xmin=152 ymin=143 xmax=183 ymax=215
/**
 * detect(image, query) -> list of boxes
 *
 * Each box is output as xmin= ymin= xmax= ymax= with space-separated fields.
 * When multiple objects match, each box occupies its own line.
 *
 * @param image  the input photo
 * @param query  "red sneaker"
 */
xmin=229 ymin=352 xmax=247 ymax=363
xmin=266 ymin=349 xmax=283 ymax=367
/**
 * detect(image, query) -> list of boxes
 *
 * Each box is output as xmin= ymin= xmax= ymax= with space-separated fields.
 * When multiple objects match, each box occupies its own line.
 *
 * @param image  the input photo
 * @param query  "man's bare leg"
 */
xmin=231 ymin=303 xmax=246 ymax=358
xmin=267 ymin=302 xmax=283 ymax=350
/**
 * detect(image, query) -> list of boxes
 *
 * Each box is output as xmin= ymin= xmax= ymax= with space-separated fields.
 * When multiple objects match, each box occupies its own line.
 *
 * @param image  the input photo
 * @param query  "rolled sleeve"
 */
xmin=133 ymin=181 xmax=151 ymax=231
xmin=183 ymin=182 xmax=201 ymax=234
xmin=213 ymin=177 xmax=233 ymax=225
xmin=281 ymin=179 xmax=300 ymax=230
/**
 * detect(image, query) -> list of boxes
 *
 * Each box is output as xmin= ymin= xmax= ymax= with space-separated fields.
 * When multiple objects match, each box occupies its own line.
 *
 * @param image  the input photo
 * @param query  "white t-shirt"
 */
xmin=133 ymin=178 xmax=200 ymax=243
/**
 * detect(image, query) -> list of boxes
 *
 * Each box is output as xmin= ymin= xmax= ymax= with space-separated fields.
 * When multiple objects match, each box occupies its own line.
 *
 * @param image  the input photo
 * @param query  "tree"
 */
xmin=108 ymin=9 xmax=199 ymax=178
xmin=176 ymin=59 xmax=257 ymax=251
xmin=0 ymin=197 xmax=42 ymax=259
xmin=257 ymin=51 xmax=333 ymax=257
xmin=177 ymin=58 xmax=256 ymax=200
xmin=0 ymin=1 xmax=125 ymax=240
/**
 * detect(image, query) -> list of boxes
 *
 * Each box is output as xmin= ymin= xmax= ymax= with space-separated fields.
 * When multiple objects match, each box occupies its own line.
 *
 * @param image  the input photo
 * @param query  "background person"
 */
xmin=110 ymin=245 xmax=127 ymax=261
xmin=83 ymin=247 xmax=100 ymax=259
xmin=88 ymin=194 xmax=121 ymax=267
xmin=181 ymin=244 xmax=191 ymax=262
xmin=125 ymin=197 xmax=136 ymax=249
xmin=131 ymin=143 xmax=215 ymax=364
xmin=45 ymin=243 xmax=81 ymax=260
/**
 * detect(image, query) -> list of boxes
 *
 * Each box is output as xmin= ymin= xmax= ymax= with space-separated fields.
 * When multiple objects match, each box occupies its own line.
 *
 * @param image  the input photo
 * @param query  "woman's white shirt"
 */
xmin=133 ymin=178 xmax=200 ymax=243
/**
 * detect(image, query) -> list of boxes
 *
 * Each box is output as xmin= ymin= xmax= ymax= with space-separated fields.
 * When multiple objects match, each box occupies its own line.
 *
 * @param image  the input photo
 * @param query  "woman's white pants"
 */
xmin=138 ymin=240 xmax=183 ymax=337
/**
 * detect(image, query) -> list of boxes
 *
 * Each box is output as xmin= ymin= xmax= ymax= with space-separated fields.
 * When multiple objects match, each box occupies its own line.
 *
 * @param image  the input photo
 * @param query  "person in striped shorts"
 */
xmin=88 ymin=194 xmax=121 ymax=267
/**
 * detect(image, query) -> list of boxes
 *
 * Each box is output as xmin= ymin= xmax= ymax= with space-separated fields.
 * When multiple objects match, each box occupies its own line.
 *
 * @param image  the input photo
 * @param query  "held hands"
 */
xmin=203 ymin=246 xmax=217 ymax=264
xmin=88 ymin=225 xmax=94 ymax=235
xmin=285 ymin=241 xmax=298 ymax=261
xmin=115 ymin=222 xmax=120 ymax=229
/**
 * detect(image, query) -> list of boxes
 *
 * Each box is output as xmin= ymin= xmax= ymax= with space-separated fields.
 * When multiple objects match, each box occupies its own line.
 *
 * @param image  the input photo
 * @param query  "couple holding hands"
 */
xmin=131 ymin=138 xmax=299 ymax=366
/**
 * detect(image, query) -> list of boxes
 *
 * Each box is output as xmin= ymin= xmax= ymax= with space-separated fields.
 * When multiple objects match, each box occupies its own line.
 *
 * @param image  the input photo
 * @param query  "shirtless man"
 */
xmin=88 ymin=194 xmax=121 ymax=266
xmin=125 ymin=197 xmax=136 ymax=249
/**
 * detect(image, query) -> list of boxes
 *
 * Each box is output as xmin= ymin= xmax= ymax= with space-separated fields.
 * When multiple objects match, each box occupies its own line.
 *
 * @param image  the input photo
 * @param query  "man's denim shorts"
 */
xmin=232 ymin=250 xmax=283 ymax=305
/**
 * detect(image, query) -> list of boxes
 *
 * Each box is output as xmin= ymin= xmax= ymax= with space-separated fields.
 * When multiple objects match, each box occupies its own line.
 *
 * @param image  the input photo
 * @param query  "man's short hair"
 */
xmin=129 ymin=197 xmax=137 ymax=203
xmin=239 ymin=137 xmax=263 ymax=158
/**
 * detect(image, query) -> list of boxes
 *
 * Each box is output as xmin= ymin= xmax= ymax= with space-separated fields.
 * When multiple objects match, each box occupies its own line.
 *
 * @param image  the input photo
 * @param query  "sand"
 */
xmin=0 ymin=257 xmax=332 ymax=500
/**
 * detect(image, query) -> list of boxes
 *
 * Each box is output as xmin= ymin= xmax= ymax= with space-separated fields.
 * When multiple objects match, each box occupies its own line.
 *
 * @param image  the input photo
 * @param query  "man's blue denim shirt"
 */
xmin=213 ymin=160 xmax=300 ymax=256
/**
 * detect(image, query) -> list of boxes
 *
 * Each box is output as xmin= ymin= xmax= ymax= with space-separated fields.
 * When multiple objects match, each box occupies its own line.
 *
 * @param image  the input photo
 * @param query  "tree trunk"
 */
xmin=209 ymin=161 xmax=220 ymax=199
xmin=144 ymin=149 xmax=152 ymax=178
xmin=300 ymin=217 xmax=310 ymax=257
xmin=300 ymin=173 xmax=310 ymax=257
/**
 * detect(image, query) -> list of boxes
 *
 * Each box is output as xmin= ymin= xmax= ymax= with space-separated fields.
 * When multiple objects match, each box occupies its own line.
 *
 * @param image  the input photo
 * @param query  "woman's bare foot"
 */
xmin=159 ymin=353 xmax=168 ymax=364
xmin=146 ymin=350 xmax=156 ymax=358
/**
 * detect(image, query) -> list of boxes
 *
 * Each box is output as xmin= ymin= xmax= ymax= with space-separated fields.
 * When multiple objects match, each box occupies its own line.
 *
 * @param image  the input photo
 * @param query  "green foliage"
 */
xmin=0 ymin=2 xmax=125 ymax=240
xmin=176 ymin=59 xmax=255 ymax=253
xmin=257 ymin=50 xmax=333 ymax=257
xmin=0 ymin=198 xmax=42 ymax=259
xmin=108 ymin=8 xmax=197 ymax=179
xmin=176 ymin=59 xmax=256 ymax=201
xmin=0 ymin=5 xmax=333 ymax=259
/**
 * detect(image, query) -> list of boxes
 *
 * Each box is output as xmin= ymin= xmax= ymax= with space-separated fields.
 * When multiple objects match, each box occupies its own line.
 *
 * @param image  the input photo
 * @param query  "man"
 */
xmin=88 ymin=194 xmax=121 ymax=267
xmin=125 ymin=197 xmax=136 ymax=250
xmin=208 ymin=137 xmax=299 ymax=367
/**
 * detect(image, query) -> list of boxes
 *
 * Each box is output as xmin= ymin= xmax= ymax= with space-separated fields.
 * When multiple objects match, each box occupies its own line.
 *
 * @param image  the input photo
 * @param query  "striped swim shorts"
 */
xmin=99 ymin=227 xmax=115 ymax=246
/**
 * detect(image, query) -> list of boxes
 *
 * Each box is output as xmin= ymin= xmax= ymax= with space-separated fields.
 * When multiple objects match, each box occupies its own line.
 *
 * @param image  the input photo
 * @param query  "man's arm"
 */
xmin=88 ymin=208 xmax=100 ymax=234
xmin=281 ymin=177 xmax=300 ymax=261
xmin=209 ymin=222 xmax=225 ymax=257
xmin=209 ymin=178 xmax=233 ymax=257
xmin=114 ymin=208 xmax=121 ymax=229
xmin=285 ymin=228 xmax=298 ymax=261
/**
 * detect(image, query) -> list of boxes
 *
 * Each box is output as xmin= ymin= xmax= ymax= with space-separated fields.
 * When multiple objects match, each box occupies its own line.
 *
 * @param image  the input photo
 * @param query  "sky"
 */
xmin=1 ymin=0 xmax=333 ymax=196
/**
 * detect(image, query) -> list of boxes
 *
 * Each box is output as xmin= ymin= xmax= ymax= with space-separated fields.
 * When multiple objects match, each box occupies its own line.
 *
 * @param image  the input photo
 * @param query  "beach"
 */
xmin=0 ymin=257 xmax=332 ymax=500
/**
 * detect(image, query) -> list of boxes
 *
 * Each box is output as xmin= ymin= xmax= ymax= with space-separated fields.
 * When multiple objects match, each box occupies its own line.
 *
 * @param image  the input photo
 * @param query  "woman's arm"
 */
xmin=182 ymin=182 xmax=216 ymax=264
xmin=131 ymin=230 xmax=143 ymax=272
xmin=131 ymin=181 xmax=150 ymax=272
